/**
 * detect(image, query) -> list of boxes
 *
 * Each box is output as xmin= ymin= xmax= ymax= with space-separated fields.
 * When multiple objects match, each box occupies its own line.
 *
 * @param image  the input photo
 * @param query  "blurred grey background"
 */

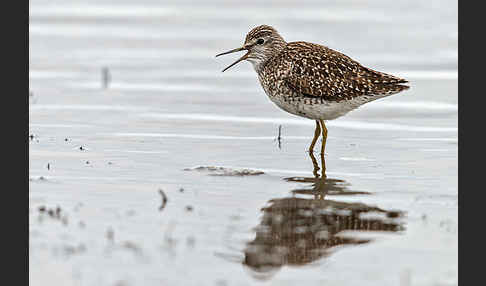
xmin=30 ymin=0 xmax=457 ymax=84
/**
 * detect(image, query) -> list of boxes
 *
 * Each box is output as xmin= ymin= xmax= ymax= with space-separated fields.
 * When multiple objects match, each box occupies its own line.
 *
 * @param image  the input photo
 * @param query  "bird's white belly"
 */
xmin=267 ymin=93 xmax=380 ymax=121
xmin=257 ymin=75 xmax=386 ymax=121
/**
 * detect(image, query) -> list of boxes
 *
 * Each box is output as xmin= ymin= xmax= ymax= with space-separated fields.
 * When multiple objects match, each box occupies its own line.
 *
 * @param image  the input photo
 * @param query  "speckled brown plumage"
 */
xmin=272 ymin=41 xmax=409 ymax=102
xmin=218 ymin=25 xmax=409 ymax=119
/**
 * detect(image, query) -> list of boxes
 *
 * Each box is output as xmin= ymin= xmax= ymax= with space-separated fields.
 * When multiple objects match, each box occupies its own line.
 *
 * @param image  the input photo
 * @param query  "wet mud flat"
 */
xmin=29 ymin=0 xmax=457 ymax=285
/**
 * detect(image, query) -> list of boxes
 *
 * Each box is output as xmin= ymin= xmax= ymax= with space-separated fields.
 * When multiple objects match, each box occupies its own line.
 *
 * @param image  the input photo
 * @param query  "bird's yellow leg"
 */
xmin=309 ymin=120 xmax=321 ymax=153
xmin=319 ymin=120 xmax=328 ymax=157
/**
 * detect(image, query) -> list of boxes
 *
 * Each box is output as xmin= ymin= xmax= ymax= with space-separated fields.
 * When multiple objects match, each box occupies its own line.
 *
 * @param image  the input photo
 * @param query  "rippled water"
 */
xmin=29 ymin=1 xmax=457 ymax=285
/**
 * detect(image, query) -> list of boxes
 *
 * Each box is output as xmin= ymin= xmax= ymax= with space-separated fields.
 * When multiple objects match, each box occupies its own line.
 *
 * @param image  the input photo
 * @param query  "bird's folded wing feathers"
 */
xmin=282 ymin=42 xmax=408 ymax=101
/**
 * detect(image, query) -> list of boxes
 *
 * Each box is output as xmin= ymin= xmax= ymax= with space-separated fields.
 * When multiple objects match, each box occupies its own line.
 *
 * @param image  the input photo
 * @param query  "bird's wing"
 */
xmin=281 ymin=42 xmax=408 ymax=101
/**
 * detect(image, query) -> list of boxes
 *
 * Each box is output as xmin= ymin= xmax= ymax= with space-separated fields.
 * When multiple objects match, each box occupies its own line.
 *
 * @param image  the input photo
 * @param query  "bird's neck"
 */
xmin=251 ymin=43 xmax=287 ymax=74
xmin=250 ymin=60 xmax=267 ymax=74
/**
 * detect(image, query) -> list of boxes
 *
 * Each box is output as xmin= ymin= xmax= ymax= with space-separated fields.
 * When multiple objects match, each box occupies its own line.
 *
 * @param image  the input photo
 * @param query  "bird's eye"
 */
xmin=256 ymin=38 xmax=264 ymax=45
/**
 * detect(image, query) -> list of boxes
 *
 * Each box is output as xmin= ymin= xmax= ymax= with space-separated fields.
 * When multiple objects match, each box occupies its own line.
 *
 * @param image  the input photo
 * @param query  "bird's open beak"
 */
xmin=215 ymin=47 xmax=249 ymax=72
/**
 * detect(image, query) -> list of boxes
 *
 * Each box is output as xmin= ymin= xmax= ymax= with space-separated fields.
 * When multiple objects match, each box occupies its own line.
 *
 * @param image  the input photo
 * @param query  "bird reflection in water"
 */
xmin=243 ymin=152 xmax=405 ymax=279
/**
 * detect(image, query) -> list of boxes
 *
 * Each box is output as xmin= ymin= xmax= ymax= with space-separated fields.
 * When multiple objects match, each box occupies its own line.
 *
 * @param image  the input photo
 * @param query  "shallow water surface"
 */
xmin=30 ymin=0 xmax=457 ymax=285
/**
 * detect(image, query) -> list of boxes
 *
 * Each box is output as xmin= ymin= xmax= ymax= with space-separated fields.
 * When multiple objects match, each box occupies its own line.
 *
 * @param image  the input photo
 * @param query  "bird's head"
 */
xmin=216 ymin=25 xmax=287 ymax=72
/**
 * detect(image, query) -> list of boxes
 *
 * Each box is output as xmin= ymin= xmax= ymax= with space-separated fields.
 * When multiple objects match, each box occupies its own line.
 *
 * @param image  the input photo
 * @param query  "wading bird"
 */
xmin=216 ymin=25 xmax=409 ymax=156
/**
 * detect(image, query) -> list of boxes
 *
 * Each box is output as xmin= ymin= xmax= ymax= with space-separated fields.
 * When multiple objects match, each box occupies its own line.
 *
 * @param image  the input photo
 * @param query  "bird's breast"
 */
xmin=256 ymin=73 xmax=377 ymax=121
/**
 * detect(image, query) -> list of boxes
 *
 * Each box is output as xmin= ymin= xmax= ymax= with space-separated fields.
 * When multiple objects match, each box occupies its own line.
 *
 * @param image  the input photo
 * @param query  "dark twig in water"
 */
xmin=102 ymin=67 xmax=111 ymax=89
xmin=158 ymin=189 xmax=168 ymax=211
xmin=106 ymin=227 xmax=114 ymax=243
xmin=274 ymin=125 xmax=282 ymax=149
